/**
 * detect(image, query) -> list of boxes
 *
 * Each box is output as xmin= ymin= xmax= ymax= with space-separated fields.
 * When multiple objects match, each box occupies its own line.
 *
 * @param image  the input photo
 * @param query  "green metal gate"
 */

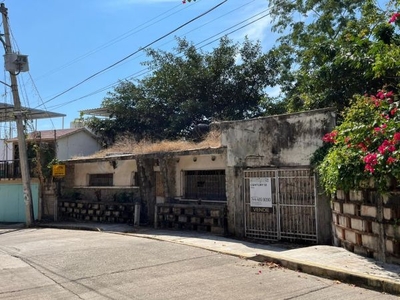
xmin=0 ymin=182 xmax=39 ymax=222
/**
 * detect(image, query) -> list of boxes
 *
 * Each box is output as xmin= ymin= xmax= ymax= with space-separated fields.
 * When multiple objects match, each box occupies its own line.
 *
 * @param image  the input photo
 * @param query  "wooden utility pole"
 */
xmin=0 ymin=3 xmax=34 ymax=226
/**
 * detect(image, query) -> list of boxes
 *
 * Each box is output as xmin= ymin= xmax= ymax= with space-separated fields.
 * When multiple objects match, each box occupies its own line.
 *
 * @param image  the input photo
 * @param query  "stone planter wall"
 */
xmin=332 ymin=190 xmax=400 ymax=264
xmin=156 ymin=203 xmax=227 ymax=235
xmin=58 ymin=200 xmax=137 ymax=224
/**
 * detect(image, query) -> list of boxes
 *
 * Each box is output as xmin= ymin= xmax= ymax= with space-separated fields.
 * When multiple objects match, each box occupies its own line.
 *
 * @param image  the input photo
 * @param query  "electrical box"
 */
xmin=4 ymin=53 xmax=29 ymax=73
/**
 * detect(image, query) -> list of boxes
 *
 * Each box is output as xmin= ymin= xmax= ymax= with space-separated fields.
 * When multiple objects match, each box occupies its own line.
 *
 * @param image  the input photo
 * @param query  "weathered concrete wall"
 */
xmin=137 ymin=157 xmax=156 ymax=224
xmin=174 ymin=153 xmax=226 ymax=199
xmin=219 ymin=109 xmax=336 ymax=239
xmin=220 ymin=108 xmax=336 ymax=168
xmin=225 ymin=166 xmax=244 ymax=236
xmin=73 ymin=159 xmax=137 ymax=187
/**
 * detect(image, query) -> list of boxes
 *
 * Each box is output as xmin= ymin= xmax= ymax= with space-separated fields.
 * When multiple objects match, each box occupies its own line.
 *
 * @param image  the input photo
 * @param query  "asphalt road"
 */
xmin=0 ymin=228 xmax=397 ymax=300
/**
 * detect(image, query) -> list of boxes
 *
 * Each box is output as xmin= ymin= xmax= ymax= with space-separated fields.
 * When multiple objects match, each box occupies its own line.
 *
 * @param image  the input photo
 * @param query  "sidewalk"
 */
xmin=36 ymin=222 xmax=400 ymax=295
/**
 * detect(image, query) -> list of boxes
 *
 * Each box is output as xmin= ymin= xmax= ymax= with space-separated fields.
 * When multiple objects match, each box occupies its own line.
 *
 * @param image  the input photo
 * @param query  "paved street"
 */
xmin=0 ymin=228 xmax=397 ymax=299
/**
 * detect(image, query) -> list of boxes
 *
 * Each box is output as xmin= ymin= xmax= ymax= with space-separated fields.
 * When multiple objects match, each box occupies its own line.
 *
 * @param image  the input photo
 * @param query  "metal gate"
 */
xmin=244 ymin=169 xmax=317 ymax=243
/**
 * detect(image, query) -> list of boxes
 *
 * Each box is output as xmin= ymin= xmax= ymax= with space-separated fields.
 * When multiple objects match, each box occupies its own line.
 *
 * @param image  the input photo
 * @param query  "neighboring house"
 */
xmin=59 ymin=108 xmax=337 ymax=245
xmin=7 ymin=128 xmax=101 ymax=161
xmin=0 ymin=138 xmax=12 ymax=161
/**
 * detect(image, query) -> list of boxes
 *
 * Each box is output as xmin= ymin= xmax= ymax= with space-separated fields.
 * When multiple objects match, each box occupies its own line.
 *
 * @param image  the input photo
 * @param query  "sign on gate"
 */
xmin=249 ymin=177 xmax=272 ymax=211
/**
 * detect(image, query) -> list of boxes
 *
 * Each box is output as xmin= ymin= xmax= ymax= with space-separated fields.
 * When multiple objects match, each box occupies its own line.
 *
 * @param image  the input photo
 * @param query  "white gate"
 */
xmin=244 ymin=169 xmax=317 ymax=243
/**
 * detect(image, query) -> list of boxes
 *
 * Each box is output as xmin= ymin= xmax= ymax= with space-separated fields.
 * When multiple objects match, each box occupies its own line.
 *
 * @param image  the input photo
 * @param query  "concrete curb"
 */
xmin=36 ymin=224 xmax=102 ymax=232
xmin=255 ymin=253 xmax=400 ymax=296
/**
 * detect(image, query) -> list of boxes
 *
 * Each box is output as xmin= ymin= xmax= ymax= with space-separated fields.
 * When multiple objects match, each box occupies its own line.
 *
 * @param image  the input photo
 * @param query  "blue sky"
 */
xmin=0 ymin=0 xmax=276 ymax=136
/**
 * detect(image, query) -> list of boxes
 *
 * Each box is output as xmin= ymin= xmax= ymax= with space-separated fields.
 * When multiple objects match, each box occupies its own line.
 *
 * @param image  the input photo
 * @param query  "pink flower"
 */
xmin=393 ymin=132 xmax=400 ymax=142
xmin=364 ymin=153 xmax=378 ymax=166
xmin=389 ymin=12 xmax=400 ymax=23
xmin=387 ymin=157 xmax=397 ymax=164
xmin=378 ymin=140 xmax=395 ymax=154
xmin=377 ymin=91 xmax=385 ymax=99
xmin=391 ymin=107 xmax=398 ymax=116
xmin=365 ymin=164 xmax=375 ymax=174
xmin=374 ymin=124 xmax=387 ymax=133
xmin=386 ymin=91 xmax=394 ymax=98
xmin=382 ymin=113 xmax=389 ymax=120
xmin=322 ymin=131 xmax=338 ymax=143
xmin=358 ymin=143 xmax=367 ymax=152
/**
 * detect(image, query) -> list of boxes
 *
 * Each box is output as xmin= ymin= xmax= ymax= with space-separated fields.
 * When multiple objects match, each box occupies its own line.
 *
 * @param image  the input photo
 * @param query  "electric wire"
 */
xmin=37 ymin=0 xmax=228 ymax=108
xmin=43 ymin=2 xmax=277 ymax=111
xmin=30 ymin=0 xmax=261 ymax=111
xmin=83 ymin=0 xmax=259 ymax=77
xmin=34 ymin=1 xmax=198 ymax=81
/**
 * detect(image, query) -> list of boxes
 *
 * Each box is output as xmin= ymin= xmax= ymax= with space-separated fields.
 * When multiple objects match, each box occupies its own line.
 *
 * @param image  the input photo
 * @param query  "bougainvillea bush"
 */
xmin=319 ymin=91 xmax=400 ymax=194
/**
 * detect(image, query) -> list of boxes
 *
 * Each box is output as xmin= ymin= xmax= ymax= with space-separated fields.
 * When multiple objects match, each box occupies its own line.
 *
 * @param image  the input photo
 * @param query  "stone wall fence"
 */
xmin=332 ymin=189 xmax=400 ymax=264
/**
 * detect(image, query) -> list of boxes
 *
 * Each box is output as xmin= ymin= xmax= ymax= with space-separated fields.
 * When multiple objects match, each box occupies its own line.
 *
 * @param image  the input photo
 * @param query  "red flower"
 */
xmin=322 ymin=131 xmax=338 ymax=143
xmin=364 ymin=153 xmax=378 ymax=166
xmin=365 ymin=164 xmax=375 ymax=174
xmin=386 ymin=91 xmax=394 ymax=98
xmin=387 ymin=157 xmax=397 ymax=164
xmin=391 ymin=107 xmax=398 ymax=116
xmin=389 ymin=12 xmax=400 ymax=23
xmin=358 ymin=143 xmax=368 ymax=152
xmin=393 ymin=132 xmax=400 ymax=142
xmin=377 ymin=91 xmax=385 ymax=99
xmin=378 ymin=140 xmax=395 ymax=154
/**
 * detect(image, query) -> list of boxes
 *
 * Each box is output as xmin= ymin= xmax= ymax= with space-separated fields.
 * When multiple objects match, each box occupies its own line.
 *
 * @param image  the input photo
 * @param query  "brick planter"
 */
xmin=58 ymin=199 xmax=136 ymax=224
xmin=332 ymin=190 xmax=400 ymax=264
xmin=156 ymin=203 xmax=227 ymax=235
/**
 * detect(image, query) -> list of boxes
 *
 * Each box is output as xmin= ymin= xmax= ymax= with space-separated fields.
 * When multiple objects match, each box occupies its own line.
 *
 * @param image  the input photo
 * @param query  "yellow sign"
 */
xmin=52 ymin=164 xmax=66 ymax=177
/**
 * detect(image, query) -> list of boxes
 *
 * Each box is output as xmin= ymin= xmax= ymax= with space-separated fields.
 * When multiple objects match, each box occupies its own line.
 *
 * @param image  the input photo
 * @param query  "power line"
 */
xmin=34 ymin=1 xmax=198 ymax=82
xmin=35 ymin=0 xmax=261 ymax=110
xmin=198 ymin=11 xmax=272 ymax=48
xmin=42 ymin=1 xmax=278 ymax=111
xmin=84 ymin=0 xmax=259 ymax=77
xmin=37 ymin=0 xmax=227 ymax=108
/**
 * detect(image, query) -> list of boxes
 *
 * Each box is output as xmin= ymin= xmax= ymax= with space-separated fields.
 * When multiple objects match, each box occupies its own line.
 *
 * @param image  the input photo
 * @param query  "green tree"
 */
xmin=87 ymin=37 xmax=280 ymax=143
xmin=266 ymin=0 xmax=400 ymax=111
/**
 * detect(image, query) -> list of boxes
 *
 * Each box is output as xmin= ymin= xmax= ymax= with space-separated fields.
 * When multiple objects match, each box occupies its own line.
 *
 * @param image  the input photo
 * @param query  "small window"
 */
xmin=89 ymin=173 xmax=113 ymax=186
xmin=184 ymin=170 xmax=226 ymax=201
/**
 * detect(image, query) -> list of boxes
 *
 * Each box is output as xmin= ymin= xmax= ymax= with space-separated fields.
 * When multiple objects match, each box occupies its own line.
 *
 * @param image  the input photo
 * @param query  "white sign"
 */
xmin=250 ymin=177 xmax=272 ymax=208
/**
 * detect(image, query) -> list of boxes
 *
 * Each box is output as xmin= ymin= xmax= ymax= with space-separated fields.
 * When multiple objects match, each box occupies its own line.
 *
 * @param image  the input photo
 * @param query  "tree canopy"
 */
xmin=266 ymin=0 xmax=400 ymax=111
xmin=86 ymin=38 xmax=281 ymax=144
xmin=89 ymin=0 xmax=400 ymax=145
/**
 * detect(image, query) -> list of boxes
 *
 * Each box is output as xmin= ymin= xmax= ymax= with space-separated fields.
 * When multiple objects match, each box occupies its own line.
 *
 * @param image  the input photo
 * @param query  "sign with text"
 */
xmin=52 ymin=164 xmax=66 ymax=177
xmin=250 ymin=177 xmax=272 ymax=209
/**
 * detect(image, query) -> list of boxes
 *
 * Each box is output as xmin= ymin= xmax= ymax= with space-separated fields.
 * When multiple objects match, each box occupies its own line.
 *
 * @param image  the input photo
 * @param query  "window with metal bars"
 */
xmin=89 ymin=173 xmax=113 ymax=186
xmin=184 ymin=170 xmax=226 ymax=201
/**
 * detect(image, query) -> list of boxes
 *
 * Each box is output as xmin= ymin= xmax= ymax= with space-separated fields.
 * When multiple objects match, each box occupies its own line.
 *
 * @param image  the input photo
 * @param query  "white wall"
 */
xmin=57 ymin=131 xmax=101 ymax=161
xmin=73 ymin=159 xmax=137 ymax=187
xmin=174 ymin=154 xmax=226 ymax=198
xmin=0 ymin=139 xmax=12 ymax=161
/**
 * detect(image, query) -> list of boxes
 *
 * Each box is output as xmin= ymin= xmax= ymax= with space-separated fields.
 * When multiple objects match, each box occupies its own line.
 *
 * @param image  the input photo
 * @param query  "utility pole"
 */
xmin=0 ymin=3 xmax=34 ymax=226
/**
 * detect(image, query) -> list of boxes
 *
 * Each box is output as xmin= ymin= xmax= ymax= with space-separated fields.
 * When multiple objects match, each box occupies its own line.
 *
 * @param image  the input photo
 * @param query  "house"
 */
xmin=0 ymin=102 xmax=66 ymax=223
xmin=57 ymin=108 xmax=336 ymax=244
xmin=7 ymin=127 xmax=101 ymax=161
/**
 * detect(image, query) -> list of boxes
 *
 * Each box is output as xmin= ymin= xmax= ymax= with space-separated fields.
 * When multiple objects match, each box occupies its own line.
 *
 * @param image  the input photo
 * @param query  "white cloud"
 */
xmin=226 ymin=1 xmax=274 ymax=47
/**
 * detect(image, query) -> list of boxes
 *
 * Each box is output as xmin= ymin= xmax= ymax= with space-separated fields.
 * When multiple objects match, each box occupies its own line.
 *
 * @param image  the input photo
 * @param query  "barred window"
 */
xmin=184 ymin=170 xmax=226 ymax=201
xmin=89 ymin=173 xmax=113 ymax=186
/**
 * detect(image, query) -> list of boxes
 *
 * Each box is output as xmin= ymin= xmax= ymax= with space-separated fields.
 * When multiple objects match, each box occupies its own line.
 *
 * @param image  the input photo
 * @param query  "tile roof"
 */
xmin=7 ymin=128 xmax=94 ymax=142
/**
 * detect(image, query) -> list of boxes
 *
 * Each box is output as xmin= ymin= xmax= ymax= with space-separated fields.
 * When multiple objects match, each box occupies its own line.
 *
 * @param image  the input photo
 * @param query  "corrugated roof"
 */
xmin=7 ymin=128 xmax=94 ymax=142
xmin=80 ymin=107 xmax=112 ymax=117
xmin=0 ymin=102 xmax=65 ymax=122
